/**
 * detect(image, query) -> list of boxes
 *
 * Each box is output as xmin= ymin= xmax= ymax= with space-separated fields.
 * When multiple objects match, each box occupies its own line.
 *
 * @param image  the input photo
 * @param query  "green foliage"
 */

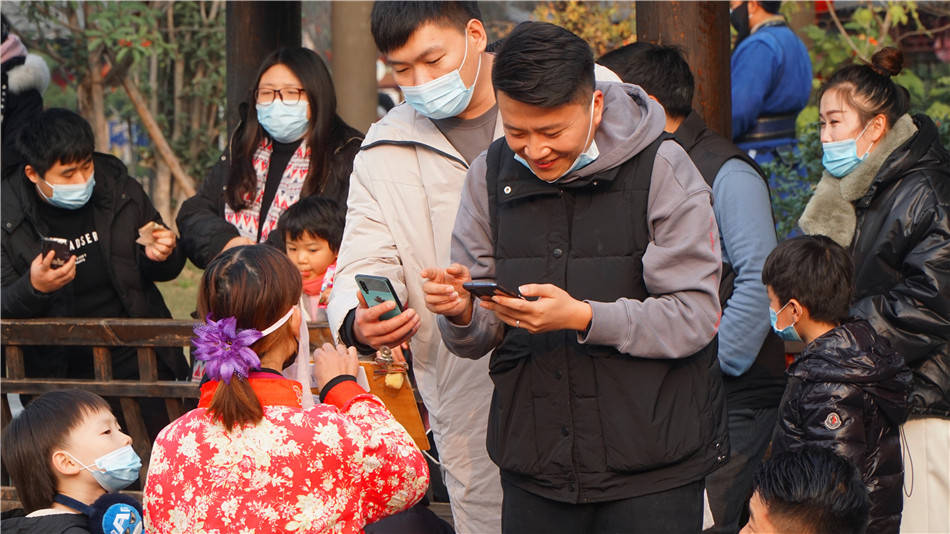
xmin=532 ymin=1 xmax=635 ymax=57
xmin=86 ymin=2 xmax=168 ymax=64
xmin=762 ymin=126 xmax=824 ymax=239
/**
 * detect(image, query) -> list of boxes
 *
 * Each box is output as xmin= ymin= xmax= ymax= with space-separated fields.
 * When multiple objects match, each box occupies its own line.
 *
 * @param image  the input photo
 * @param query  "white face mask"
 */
xmin=513 ymin=94 xmax=599 ymax=182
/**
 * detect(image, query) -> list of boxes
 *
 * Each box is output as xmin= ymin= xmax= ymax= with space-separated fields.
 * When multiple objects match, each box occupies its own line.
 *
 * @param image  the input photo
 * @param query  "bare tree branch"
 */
xmin=112 ymin=54 xmax=197 ymax=197
xmin=828 ymin=3 xmax=870 ymax=63
xmin=208 ymin=0 xmax=222 ymax=23
xmin=898 ymin=21 xmax=950 ymax=41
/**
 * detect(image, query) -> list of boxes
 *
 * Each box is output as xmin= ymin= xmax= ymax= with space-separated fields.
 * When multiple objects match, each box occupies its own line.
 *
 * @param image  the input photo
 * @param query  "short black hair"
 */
xmin=277 ymin=196 xmax=345 ymax=253
xmin=371 ymin=1 xmax=482 ymax=55
xmin=753 ymin=446 xmax=870 ymax=534
xmin=762 ymin=235 xmax=853 ymax=323
xmin=598 ymin=43 xmax=694 ymax=119
xmin=16 ymin=108 xmax=95 ymax=178
xmin=493 ymin=22 xmax=594 ymax=108
xmin=1 ymin=390 xmax=111 ymax=513
xmin=760 ymin=1 xmax=782 ymax=14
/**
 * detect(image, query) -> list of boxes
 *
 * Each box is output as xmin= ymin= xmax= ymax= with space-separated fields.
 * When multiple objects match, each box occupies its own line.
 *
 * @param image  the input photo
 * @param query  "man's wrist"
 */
xmin=447 ymin=297 xmax=474 ymax=326
xmin=572 ymin=300 xmax=593 ymax=332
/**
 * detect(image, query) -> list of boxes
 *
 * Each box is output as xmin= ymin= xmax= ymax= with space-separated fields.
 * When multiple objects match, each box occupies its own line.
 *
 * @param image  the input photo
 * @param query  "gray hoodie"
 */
xmin=439 ymin=81 xmax=722 ymax=359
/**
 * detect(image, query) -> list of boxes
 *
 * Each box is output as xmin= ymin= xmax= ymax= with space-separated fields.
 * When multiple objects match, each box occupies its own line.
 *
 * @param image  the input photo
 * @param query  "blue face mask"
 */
xmin=399 ymin=28 xmax=481 ymax=119
xmin=769 ymin=302 xmax=802 ymax=342
xmin=256 ymin=100 xmax=309 ymax=143
xmin=39 ymin=172 xmax=96 ymax=210
xmin=514 ymin=95 xmax=599 ymax=182
xmin=64 ymin=445 xmax=142 ymax=493
xmin=822 ymin=121 xmax=874 ymax=178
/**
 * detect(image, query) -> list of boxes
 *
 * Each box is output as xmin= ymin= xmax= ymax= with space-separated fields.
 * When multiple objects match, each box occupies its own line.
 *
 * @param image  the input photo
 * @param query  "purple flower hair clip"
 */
xmin=192 ymin=316 xmax=263 ymax=384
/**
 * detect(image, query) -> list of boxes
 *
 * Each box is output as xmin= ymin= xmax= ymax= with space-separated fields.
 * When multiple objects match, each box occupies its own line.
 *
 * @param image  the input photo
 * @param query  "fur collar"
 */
xmin=799 ymin=114 xmax=917 ymax=246
xmin=6 ymin=54 xmax=50 ymax=94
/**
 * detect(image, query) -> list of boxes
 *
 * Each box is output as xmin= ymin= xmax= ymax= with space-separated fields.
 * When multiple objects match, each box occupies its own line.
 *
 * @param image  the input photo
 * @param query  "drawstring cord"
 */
xmin=901 ymin=424 xmax=914 ymax=498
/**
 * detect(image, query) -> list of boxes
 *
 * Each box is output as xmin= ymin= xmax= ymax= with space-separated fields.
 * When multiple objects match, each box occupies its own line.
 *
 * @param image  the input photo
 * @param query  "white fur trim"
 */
xmin=7 ymin=53 xmax=50 ymax=94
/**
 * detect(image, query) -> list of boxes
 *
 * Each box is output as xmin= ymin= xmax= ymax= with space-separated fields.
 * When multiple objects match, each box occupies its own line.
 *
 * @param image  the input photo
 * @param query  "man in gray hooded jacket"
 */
xmin=422 ymin=22 xmax=728 ymax=533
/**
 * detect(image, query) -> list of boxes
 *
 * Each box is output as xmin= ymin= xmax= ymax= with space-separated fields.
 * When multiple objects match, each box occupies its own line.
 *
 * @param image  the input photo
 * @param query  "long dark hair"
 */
xmin=226 ymin=47 xmax=347 ymax=211
xmin=197 ymin=245 xmax=302 ymax=430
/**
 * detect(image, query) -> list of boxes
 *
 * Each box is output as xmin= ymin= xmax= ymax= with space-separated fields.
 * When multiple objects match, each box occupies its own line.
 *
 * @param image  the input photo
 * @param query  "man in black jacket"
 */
xmin=600 ymin=43 xmax=786 ymax=534
xmin=1 ymin=108 xmax=188 ymax=385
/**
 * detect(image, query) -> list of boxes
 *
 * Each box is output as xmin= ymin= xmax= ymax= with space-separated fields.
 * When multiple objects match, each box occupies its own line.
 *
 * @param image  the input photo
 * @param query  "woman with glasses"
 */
xmin=177 ymin=47 xmax=363 ymax=269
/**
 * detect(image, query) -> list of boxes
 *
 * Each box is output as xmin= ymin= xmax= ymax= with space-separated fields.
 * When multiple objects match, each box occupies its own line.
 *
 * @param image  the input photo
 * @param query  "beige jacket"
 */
xmin=327 ymin=102 xmax=505 ymax=534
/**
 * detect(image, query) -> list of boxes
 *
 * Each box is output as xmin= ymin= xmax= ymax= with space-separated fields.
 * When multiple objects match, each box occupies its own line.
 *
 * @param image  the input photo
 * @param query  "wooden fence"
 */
xmin=0 ymin=317 xmax=335 ymax=511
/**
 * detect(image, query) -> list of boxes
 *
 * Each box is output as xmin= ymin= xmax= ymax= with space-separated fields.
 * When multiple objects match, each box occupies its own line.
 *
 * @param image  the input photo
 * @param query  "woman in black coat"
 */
xmin=177 ymin=47 xmax=362 ymax=269
xmin=799 ymin=47 xmax=950 ymax=532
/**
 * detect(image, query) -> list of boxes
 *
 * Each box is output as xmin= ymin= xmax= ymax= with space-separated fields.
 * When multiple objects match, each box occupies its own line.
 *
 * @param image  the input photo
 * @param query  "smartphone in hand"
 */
xmin=462 ymin=281 xmax=525 ymax=300
xmin=355 ymin=274 xmax=404 ymax=321
xmin=41 ymin=237 xmax=71 ymax=269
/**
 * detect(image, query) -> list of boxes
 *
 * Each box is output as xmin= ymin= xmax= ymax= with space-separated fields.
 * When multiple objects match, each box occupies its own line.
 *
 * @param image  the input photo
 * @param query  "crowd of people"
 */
xmin=1 ymin=2 xmax=948 ymax=534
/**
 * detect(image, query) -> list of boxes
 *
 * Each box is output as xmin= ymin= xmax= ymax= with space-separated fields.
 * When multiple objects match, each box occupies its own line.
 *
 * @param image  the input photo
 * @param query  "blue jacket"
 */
xmin=731 ymin=23 xmax=812 ymax=149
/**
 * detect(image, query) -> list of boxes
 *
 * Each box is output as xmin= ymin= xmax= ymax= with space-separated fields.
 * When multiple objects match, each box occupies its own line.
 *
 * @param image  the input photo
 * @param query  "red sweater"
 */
xmin=144 ymin=373 xmax=429 ymax=533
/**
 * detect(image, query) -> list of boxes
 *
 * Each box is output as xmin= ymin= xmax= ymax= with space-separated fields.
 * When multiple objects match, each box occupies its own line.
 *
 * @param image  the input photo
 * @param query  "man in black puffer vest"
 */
xmin=422 ymin=23 xmax=727 ymax=533
xmin=600 ymin=44 xmax=786 ymax=534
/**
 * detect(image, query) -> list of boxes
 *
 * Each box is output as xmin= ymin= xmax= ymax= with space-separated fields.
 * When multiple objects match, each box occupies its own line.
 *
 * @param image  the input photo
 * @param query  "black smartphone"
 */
xmin=41 ymin=237 xmax=71 ymax=269
xmin=462 ymin=281 xmax=525 ymax=300
xmin=355 ymin=274 xmax=404 ymax=320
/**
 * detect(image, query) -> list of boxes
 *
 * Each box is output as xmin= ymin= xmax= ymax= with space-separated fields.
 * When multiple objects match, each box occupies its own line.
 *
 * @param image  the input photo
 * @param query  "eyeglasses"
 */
xmin=255 ymin=88 xmax=306 ymax=105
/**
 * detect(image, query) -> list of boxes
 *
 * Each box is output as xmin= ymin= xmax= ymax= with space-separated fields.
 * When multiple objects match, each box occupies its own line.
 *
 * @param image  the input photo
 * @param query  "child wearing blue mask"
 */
xmin=1 ymin=389 xmax=144 ymax=534
xmin=761 ymin=235 xmax=911 ymax=534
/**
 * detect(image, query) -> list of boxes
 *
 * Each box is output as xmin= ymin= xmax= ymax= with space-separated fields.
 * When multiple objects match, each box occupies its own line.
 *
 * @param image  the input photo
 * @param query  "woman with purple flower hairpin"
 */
xmin=142 ymin=245 xmax=428 ymax=533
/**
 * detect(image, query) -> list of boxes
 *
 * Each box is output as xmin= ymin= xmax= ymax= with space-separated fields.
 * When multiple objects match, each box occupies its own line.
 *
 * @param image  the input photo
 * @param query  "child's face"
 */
xmin=61 ymin=408 xmax=132 ymax=473
xmin=285 ymin=231 xmax=337 ymax=280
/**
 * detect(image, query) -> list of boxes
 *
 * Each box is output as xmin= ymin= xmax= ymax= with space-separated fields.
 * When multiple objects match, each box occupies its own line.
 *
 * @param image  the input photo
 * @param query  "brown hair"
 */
xmin=1 ymin=390 xmax=110 ymax=513
xmin=819 ymin=47 xmax=910 ymax=128
xmin=197 ymin=245 xmax=302 ymax=431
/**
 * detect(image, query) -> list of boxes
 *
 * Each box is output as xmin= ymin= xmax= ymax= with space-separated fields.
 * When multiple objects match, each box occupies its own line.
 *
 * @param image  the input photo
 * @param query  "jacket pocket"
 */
xmin=486 ymin=331 xmax=542 ymax=474
xmin=593 ymin=351 xmax=706 ymax=472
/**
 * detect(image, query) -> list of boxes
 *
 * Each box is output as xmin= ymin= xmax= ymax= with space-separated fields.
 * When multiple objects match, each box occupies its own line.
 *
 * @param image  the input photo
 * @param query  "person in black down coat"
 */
xmin=798 ymin=47 xmax=950 ymax=533
xmin=176 ymin=47 xmax=362 ymax=269
xmin=763 ymin=236 xmax=912 ymax=534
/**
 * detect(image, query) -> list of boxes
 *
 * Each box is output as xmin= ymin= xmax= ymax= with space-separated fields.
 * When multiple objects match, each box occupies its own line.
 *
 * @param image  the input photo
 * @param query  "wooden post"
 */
xmin=331 ymin=1 xmax=378 ymax=133
xmin=636 ymin=2 xmax=732 ymax=138
xmin=226 ymin=2 xmax=302 ymax=135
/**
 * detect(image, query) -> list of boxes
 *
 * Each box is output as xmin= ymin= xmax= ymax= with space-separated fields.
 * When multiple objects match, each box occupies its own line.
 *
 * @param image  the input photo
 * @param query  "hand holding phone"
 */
xmin=41 ymin=237 xmax=71 ymax=269
xmin=30 ymin=242 xmax=77 ymax=293
xmin=353 ymin=274 xmax=420 ymax=348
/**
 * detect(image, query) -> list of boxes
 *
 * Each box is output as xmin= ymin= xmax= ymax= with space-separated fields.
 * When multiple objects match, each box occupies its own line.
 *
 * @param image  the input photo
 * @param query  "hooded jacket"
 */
xmin=801 ymin=114 xmax=950 ymax=418
xmin=1 ymin=153 xmax=188 ymax=379
xmin=439 ymin=82 xmax=725 ymax=502
xmin=772 ymin=319 xmax=912 ymax=534
xmin=1 ymin=511 xmax=89 ymax=534
xmin=326 ymin=100 xmax=506 ymax=533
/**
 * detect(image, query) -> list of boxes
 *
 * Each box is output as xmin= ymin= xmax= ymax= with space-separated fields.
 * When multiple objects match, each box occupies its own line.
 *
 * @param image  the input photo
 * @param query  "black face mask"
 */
xmin=730 ymin=2 xmax=751 ymax=47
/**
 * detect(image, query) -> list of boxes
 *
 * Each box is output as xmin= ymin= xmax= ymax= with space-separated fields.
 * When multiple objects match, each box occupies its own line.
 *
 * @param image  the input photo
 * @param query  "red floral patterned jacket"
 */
xmin=143 ymin=372 xmax=429 ymax=533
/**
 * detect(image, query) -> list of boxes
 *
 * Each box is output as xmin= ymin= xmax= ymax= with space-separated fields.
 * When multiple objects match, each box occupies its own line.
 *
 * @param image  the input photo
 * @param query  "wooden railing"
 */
xmin=0 ymin=317 xmax=335 ymax=511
